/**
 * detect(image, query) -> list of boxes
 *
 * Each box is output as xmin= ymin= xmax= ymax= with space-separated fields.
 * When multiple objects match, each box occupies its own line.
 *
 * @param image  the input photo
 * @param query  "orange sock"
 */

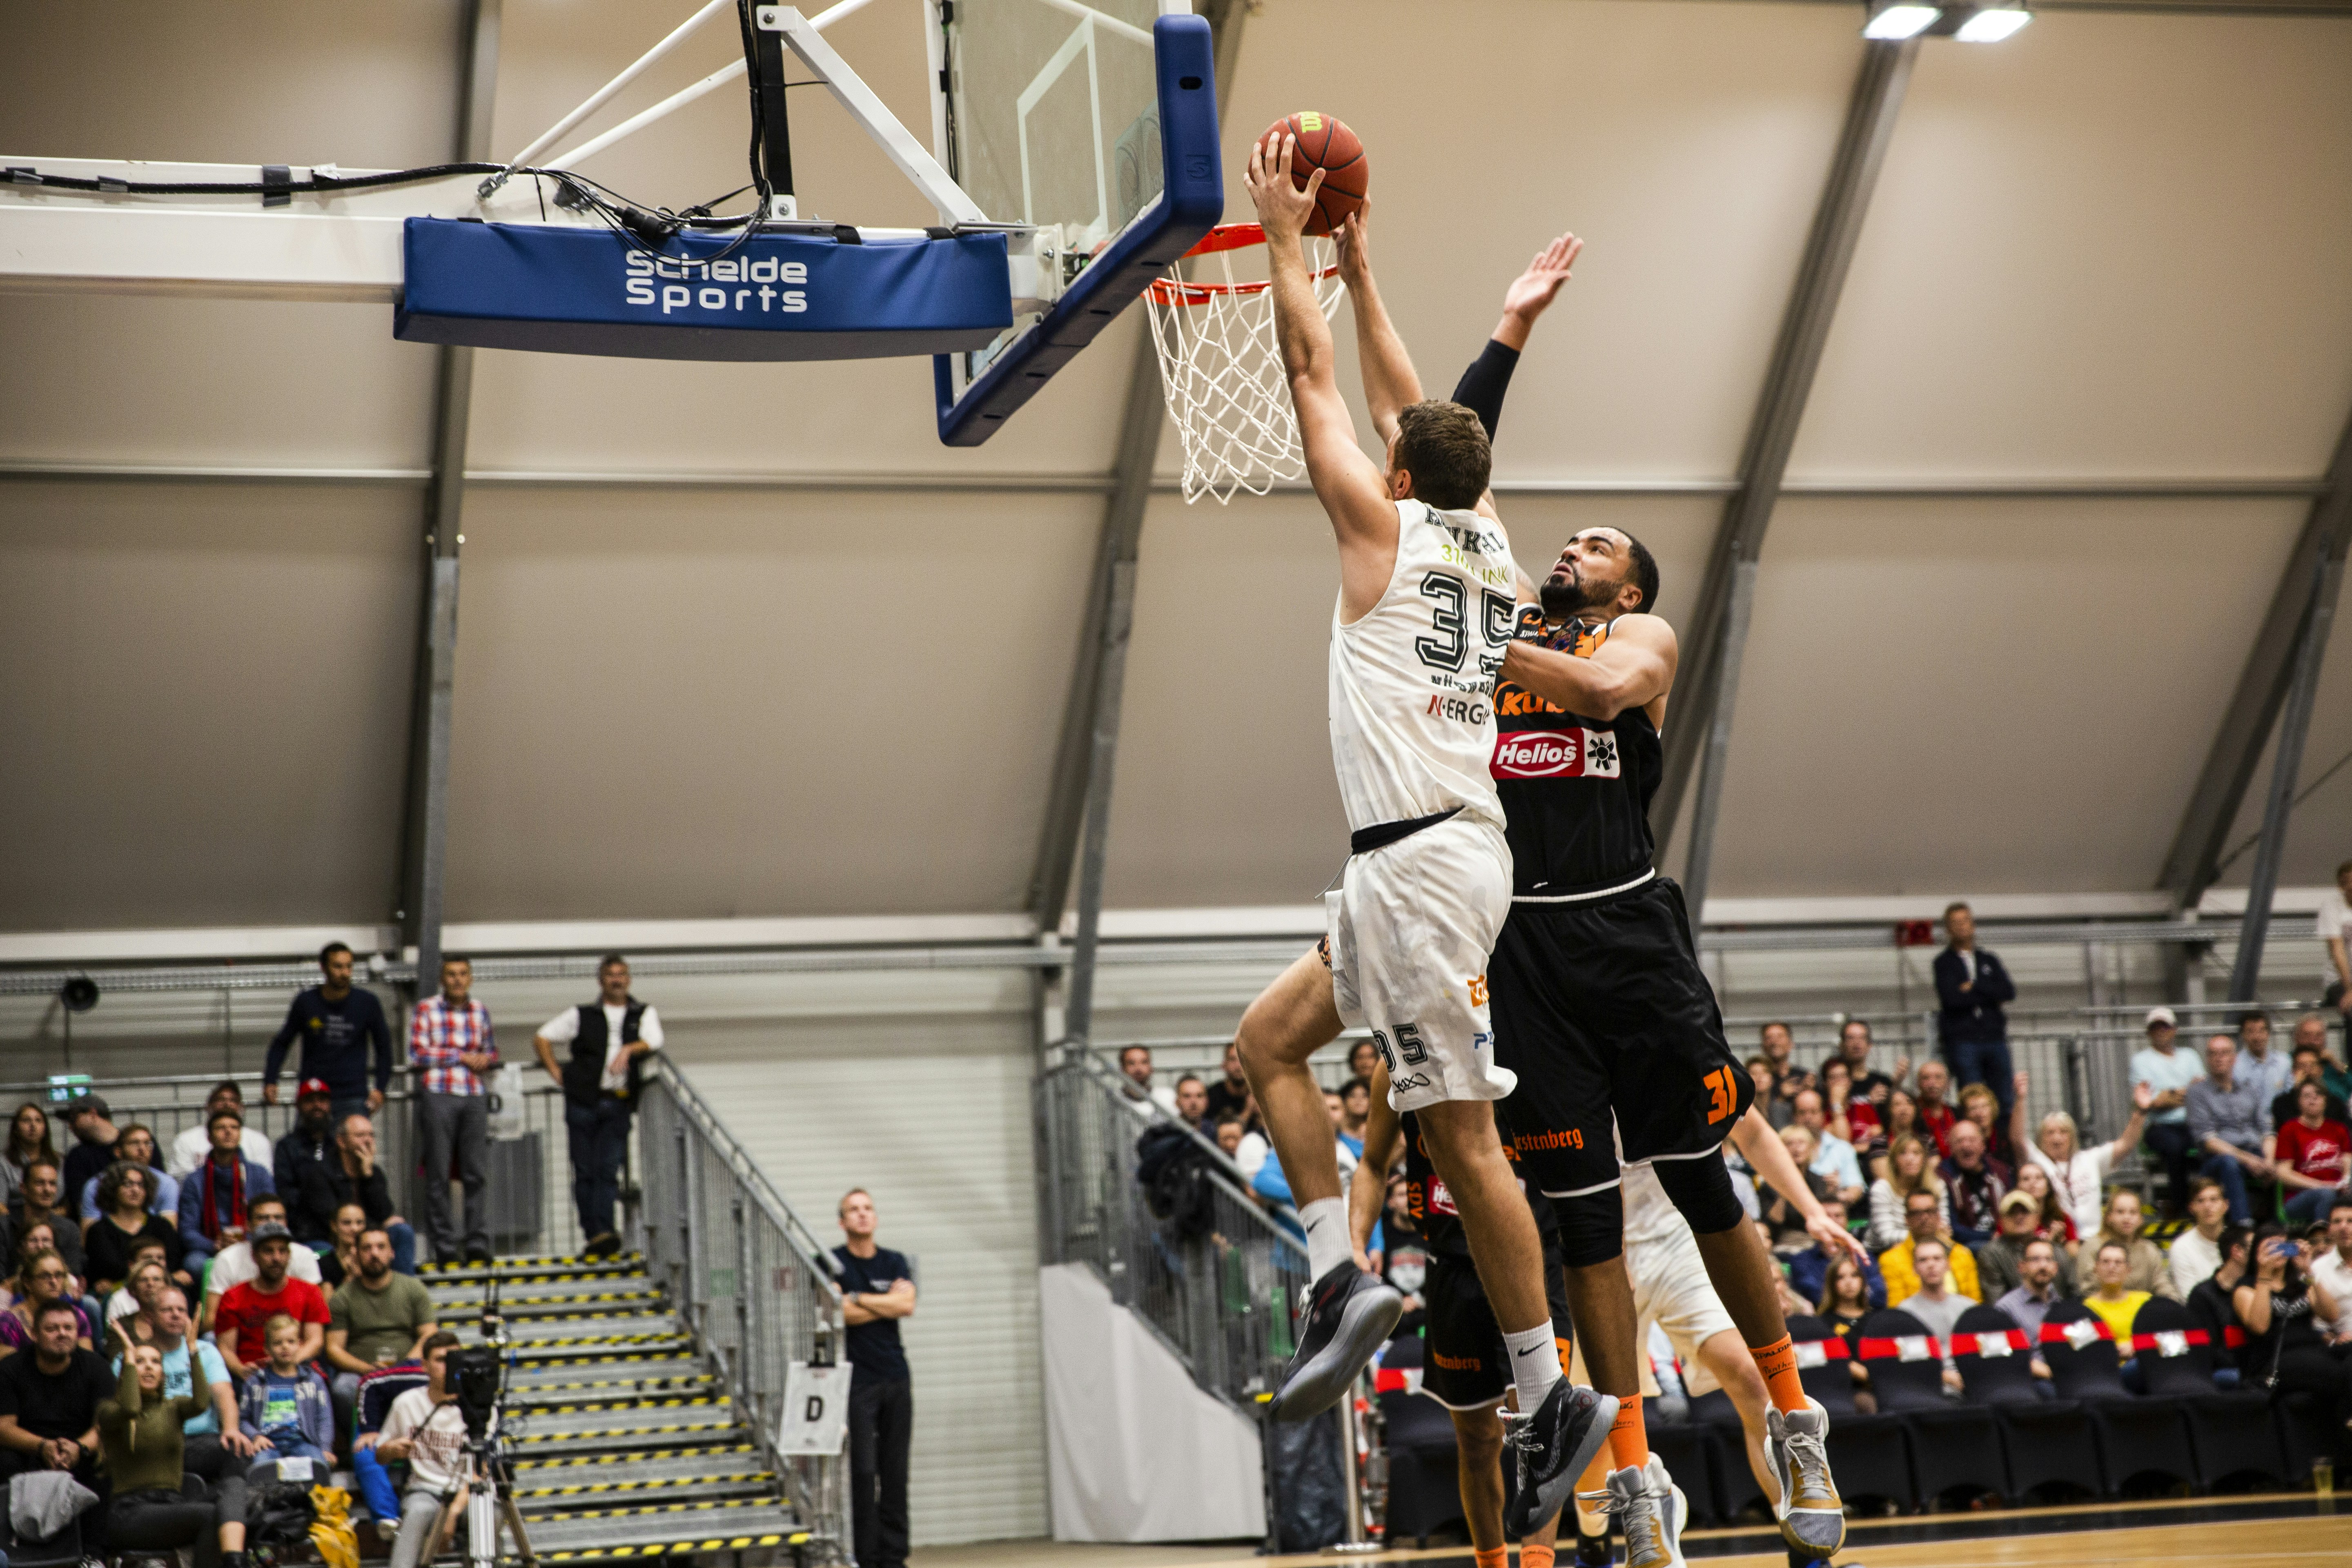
xmin=1474 ymin=1548 xmax=1508 ymax=1568
xmin=1751 ymin=1334 xmax=1807 ymax=1414
xmin=1606 ymin=1391 xmax=1647 ymax=1470
xmin=1521 ymin=1545 xmax=1557 ymax=1568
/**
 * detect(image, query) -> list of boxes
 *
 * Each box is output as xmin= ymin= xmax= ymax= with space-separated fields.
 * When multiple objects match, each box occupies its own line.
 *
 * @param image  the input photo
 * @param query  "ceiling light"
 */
xmin=1862 ymin=2 xmax=1940 ymax=39
xmin=1956 ymin=2 xmax=2032 ymax=39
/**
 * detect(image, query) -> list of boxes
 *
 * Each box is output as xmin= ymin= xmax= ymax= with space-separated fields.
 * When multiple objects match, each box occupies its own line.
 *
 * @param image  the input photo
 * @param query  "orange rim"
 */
xmin=1144 ymin=225 xmax=1340 ymax=306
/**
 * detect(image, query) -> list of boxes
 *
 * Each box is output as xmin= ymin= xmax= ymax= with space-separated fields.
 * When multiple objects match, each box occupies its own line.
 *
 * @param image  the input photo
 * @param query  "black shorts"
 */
xmin=1489 ymin=875 xmax=1751 ymax=1198
xmin=1420 ymin=1239 xmax=1574 ymax=1411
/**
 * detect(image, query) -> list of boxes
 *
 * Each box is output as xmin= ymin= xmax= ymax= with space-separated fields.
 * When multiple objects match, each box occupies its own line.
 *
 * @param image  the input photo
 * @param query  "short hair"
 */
xmin=598 ymin=952 xmax=628 ymax=972
xmin=1340 ymin=1076 xmax=1372 ymax=1100
xmin=208 ymin=1105 xmax=244 ymax=1128
xmin=1174 ymin=1074 xmax=1205 ymax=1092
xmin=1912 ymin=1236 xmax=1949 ymax=1261
xmin=2338 ymin=857 xmax=2352 ymax=880
xmin=2022 ymin=1237 xmax=2057 ymax=1258
xmin=1118 ymin=1045 xmax=1150 ymax=1064
xmin=1760 ymin=1021 xmax=1793 ymax=1040
xmin=127 ymin=1239 xmax=169 ymax=1265
xmin=2096 ymin=1239 xmax=2129 ymax=1262
xmin=250 ymin=1194 xmax=288 ymax=1218
xmin=359 ymin=1227 xmax=393 ymax=1248
xmin=839 ymin=1187 xmax=871 ymax=1217
xmin=263 ymin=1312 xmax=301 ymax=1341
xmin=2219 ymin=1223 xmax=2252 ymax=1261
xmin=1904 ymin=1189 xmax=1940 ymax=1211
xmin=208 ymin=1080 xmax=243 ymax=1105
xmin=2188 ymin=1177 xmax=2224 ymax=1203
xmin=442 ymin=953 xmax=472 ymax=971
xmin=1392 ymin=401 xmax=1492 ymax=511
xmin=32 ymin=1297 xmax=83 ymax=1328
xmin=2293 ymin=1042 xmax=2324 ymax=1062
xmin=319 ymin=941 xmax=354 ymax=966
xmin=1745 ymin=1054 xmax=1775 ymax=1073
xmin=1841 ymin=1018 xmax=1873 ymax=1041
xmin=23 ymin=1156 xmax=58 ymax=1180
xmin=1623 ymin=532 xmax=1660 ymax=617
xmin=1792 ymin=1087 xmax=1824 ymax=1111
xmin=1214 ymin=1113 xmax=1246 ymax=1131
xmin=421 ymin=1330 xmax=463 ymax=1362
xmin=2238 ymin=1009 xmax=2271 ymax=1031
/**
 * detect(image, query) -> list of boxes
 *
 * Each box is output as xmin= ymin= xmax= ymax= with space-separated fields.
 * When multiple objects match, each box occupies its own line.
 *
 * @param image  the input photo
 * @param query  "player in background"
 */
xmin=1349 ymin=1060 xmax=1572 ymax=1568
xmin=1232 ymin=136 xmax=1610 ymax=1518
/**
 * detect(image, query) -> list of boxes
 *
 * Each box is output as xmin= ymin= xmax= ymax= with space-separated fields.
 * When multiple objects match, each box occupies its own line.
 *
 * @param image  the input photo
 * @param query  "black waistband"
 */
xmin=1350 ymin=806 xmax=1463 ymax=856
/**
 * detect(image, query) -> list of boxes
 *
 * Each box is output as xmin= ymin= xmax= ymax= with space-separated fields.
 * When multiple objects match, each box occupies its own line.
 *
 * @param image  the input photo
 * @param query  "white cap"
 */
xmin=2145 ymin=1006 xmax=2177 ymax=1030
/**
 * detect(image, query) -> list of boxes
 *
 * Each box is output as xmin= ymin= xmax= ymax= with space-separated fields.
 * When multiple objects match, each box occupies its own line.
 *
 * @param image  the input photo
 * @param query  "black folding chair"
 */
xmin=0 ymin=1476 xmax=87 ymax=1568
xmin=2038 ymin=1301 xmax=2197 ymax=1492
xmin=1856 ymin=1308 xmax=2005 ymax=1505
xmin=1788 ymin=1313 xmax=1913 ymax=1511
xmin=1949 ymin=1303 xmax=2103 ymax=1500
xmin=2129 ymin=1296 xmax=2294 ymax=1489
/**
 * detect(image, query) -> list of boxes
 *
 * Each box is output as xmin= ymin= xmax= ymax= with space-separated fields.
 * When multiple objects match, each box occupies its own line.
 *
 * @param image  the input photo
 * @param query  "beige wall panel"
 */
xmin=1708 ymin=497 xmax=2306 ymax=897
xmin=0 ymin=481 xmax=417 ymax=931
xmin=2209 ymin=592 xmax=2352 ymax=898
xmin=443 ymin=484 xmax=1096 ymax=920
xmin=0 ymin=298 xmax=440 ymax=469
xmin=1098 ymin=492 xmax=1718 ymax=907
xmin=0 ymin=2 xmax=465 ymax=469
xmin=1187 ymin=0 xmax=1864 ymax=483
xmin=1793 ymin=13 xmax=2352 ymax=481
xmin=470 ymin=1 xmax=1134 ymax=476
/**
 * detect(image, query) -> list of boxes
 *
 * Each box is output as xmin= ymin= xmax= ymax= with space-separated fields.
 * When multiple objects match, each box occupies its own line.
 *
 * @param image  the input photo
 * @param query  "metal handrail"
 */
xmin=645 ymin=1056 xmax=846 ymax=1299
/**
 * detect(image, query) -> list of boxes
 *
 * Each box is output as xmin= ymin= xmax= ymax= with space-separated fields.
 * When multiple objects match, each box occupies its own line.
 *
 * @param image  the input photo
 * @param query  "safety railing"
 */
xmin=0 ymin=1067 xmax=597 ymax=1259
xmin=1036 ymin=1049 xmax=1312 ymax=1412
xmin=636 ymin=1058 xmax=848 ymax=1563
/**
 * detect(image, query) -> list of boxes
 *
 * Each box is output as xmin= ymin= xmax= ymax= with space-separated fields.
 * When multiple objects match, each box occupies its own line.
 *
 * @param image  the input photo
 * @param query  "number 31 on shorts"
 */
xmin=1703 ymin=1065 xmax=1738 ymax=1125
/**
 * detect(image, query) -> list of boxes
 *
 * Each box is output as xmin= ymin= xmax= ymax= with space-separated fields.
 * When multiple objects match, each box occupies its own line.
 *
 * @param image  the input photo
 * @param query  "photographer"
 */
xmin=2231 ymin=1225 xmax=2351 ymax=1431
xmin=366 ymin=1332 xmax=483 ymax=1568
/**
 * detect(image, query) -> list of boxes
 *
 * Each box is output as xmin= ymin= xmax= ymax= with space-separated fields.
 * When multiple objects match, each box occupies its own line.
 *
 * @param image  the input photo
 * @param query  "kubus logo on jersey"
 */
xmin=1490 ymin=727 xmax=1620 ymax=779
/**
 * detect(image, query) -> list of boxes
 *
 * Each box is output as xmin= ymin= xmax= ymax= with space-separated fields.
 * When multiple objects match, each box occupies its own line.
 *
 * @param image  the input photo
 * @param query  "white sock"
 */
xmin=1503 ymin=1321 xmax=1563 ymax=1414
xmin=1300 ymin=1198 xmax=1352 ymax=1280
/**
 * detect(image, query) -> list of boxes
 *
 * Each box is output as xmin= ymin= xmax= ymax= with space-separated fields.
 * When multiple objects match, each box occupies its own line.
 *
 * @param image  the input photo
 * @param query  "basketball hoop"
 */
xmin=1144 ymin=223 xmax=1345 ymax=506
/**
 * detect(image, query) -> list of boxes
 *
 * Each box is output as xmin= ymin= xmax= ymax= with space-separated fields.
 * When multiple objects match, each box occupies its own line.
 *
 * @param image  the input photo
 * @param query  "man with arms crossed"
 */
xmin=1232 ymin=138 xmax=1610 ymax=1519
xmin=1488 ymin=524 xmax=1847 ymax=1559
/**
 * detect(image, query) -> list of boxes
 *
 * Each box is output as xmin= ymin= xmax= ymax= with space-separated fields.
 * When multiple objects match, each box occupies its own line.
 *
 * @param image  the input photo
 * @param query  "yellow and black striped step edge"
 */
xmin=535 ymin=1497 xmax=785 ymax=1522
xmin=420 ymin=1252 xmax=645 ymax=1270
xmin=511 ymin=1396 xmax=727 ymax=1413
xmin=515 ymin=1443 xmax=757 ymax=1471
xmin=506 ymin=1375 xmax=716 ymax=1394
xmin=515 ymin=1470 xmax=772 ymax=1499
xmin=509 ymin=1419 xmax=737 ymax=1444
xmin=539 ymin=1532 xmax=805 ymax=1560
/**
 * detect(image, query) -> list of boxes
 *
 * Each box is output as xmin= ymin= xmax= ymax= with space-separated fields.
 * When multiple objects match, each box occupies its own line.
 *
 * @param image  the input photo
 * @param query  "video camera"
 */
xmin=448 ymin=1344 xmax=505 ymax=1443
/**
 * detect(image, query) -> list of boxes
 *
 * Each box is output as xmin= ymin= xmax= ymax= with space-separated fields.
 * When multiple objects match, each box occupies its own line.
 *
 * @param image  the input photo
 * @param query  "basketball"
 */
xmin=1260 ymin=111 xmax=1368 ymax=236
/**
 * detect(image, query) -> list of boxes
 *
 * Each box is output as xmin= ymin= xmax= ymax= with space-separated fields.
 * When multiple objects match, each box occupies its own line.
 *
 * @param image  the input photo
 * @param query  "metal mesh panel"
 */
xmin=1036 ymin=1052 xmax=1309 ymax=1411
xmin=637 ymin=1067 xmax=848 ymax=1560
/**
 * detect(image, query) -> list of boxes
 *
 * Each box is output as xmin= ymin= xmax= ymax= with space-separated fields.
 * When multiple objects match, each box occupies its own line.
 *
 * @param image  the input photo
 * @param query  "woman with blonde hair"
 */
xmin=2008 ymin=1068 xmax=2152 ymax=1239
xmin=2071 ymin=1187 xmax=2177 ymax=1300
xmin=1866 ymin=1134 xmax=1949 ymax=1253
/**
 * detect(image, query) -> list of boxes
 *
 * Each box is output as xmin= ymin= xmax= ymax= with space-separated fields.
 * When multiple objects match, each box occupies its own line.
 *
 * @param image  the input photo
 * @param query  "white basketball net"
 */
xmin=1144 ymin=225 xmax=1346 ymax=505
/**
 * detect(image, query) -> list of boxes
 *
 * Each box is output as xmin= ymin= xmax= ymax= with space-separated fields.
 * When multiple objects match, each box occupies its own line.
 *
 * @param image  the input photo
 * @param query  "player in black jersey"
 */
xmin=1348 ymin=1062 xmax=1573 ymax=1568
xmin=1450 ymin=350 xmax=1846 ymax=1566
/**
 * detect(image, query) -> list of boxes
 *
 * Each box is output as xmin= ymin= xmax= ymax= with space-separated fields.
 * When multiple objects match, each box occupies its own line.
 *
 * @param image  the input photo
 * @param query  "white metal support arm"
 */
xmin=759 ymin=6 xmax=985 ymax=227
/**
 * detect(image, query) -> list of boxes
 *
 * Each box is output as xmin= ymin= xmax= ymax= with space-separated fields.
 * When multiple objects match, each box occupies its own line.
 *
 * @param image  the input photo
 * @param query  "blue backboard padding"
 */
xmin=394 ymin=221 xmax=1011 ymax=362
xmin=934 ymin=12 xmax=1224 ymax=445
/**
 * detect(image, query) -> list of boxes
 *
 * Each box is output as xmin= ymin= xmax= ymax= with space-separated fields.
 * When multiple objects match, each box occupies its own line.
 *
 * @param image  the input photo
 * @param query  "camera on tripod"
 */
xmin=448 ymin=1344 xmax=505 ymax=1443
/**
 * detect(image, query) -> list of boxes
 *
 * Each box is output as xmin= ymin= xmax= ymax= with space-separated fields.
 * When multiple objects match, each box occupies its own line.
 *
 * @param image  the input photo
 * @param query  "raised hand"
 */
xmin=2013 ymin=1069 xmax=2030 ymax=1097
xmin=1244 ymin=133 xmax=1323 ymax=247
xmin=1334 ymin=206 xmax=1372 ymax=290
xmin=1501 ymin=233 xmax=1583 ymax=325
xmin=2132 ymin=1081 xmax=2155 ymax=1111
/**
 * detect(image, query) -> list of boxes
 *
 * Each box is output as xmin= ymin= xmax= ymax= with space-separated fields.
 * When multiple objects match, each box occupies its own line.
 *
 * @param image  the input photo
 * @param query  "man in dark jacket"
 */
xmin=272 ymin=1079 xmax=340 ymax=1207
xmin=533 ymin=956 xmax=664 ymax=1258
xmin=1933 ymin=902 xmax=2017 ymax=1121
xmin=287 ymin=1114 xmax=416 ymax=1274
xmin=262 ymin=942 xmax=393 ymax=1122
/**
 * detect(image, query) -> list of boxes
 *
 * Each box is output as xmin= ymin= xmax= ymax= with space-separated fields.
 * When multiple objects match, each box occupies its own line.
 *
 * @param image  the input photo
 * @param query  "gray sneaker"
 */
xmin=1603 ymin=1455 xmax=1686 ymax=1568
xmin=1766 ymin=1398 xmax=1845 ymax=1554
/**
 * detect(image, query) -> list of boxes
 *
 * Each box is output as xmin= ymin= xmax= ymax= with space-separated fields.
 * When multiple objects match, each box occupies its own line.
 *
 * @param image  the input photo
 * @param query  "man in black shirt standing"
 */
xmin=532 ymin=955 xmax=664 ymax=1258
xmin=263 ymin=944 xmax=393 ymax=1123
xmin=1933 ymin=904 xmax=2017 ymax=1123
xmin=0 ymin=1297 xmax=114 ymax=1521
xmin=832 ymin=1189 xmax=913 ymax=1568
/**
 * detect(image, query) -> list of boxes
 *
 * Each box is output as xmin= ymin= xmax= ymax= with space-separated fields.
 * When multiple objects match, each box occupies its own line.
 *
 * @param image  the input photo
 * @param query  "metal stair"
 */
xmin=420 ymin=1253 xmax=810 ymax=1564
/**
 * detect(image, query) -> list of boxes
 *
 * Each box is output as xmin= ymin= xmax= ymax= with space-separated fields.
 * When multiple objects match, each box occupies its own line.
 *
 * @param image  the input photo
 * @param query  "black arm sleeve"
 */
xmin=1449 ymin=338 xmax=1521 ymax=441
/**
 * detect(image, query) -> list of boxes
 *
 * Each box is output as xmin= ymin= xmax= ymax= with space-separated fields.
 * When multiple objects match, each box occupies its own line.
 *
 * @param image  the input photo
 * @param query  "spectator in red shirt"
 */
xmin=2270 ymin=1079 xmax=2351 ymax=1225
xmin=212 ymin=1224 xmax=329 ymax=1382
xmin=1913 ymin=1060 xmax=1958 ymax=1157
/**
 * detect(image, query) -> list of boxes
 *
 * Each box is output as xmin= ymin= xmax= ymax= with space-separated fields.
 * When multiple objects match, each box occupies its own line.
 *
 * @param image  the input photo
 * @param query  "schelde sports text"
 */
xmin=623 ymin=252 xmax=809 ymax=315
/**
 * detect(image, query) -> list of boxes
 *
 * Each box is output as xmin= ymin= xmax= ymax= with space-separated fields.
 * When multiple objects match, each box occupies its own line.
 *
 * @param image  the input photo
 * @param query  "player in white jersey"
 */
xmin=1564 ymin=1110 xmax=1863 ymax=1568
xmin=1234 ymin=134 xmax=1610 ymax=1526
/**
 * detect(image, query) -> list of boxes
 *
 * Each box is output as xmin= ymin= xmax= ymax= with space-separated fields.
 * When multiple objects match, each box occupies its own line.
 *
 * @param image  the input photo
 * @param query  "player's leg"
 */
xmin=1693 ymin=1329 xmax=1776 ymax=1506
xmin=1634 ymin=1225 xmax=1776 ymax=1507
xmin=1240 ymin=944 xmax=1404 ymax=1420
xmin=1448 ymin=1402 xmax=1565 ymax=1568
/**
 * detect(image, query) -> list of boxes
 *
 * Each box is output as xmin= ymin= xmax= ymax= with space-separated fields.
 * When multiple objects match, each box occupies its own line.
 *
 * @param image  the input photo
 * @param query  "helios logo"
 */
xmin=623 ymin=250 xmax=808 ymax=315
xmin=1491 ymin=727 xmax=1620 ymax=780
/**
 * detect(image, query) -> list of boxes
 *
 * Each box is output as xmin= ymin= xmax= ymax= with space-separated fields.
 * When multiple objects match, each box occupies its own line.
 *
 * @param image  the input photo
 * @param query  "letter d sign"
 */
xmin=777 ymin=1362 xmax=851 ymax=1455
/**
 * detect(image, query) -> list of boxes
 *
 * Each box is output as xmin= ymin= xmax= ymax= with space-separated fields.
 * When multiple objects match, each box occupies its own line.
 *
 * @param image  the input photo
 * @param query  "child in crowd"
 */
xmin=238 ymin=1312 xmax=336 ymax=1467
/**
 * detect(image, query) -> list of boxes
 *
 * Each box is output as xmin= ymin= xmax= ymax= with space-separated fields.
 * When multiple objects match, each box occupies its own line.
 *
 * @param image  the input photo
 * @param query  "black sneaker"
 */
xmin=1267 ymin=1263 xmax=1403 ymax=1421
xmin=465 ymin=1242 xmax=494 ymax=1265
xmin=584 ymin=1231 xmax=621 ymax=1259
xmin=1503 ymin=1381 xmax=1619 ymax=1537
xmin=1574 ymin=1526 xmax=1615 ymax=1566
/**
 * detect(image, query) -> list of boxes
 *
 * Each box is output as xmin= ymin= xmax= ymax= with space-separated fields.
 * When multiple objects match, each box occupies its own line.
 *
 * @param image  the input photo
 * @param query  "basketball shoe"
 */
xmin=1601 ymin=1456 xmax=1686 ymax=1568
xmin=1765 ymin=1399 xmax=1845 ymax=1554
xmin=1268 ymin=1263 xmax=1402 ymax=1420
xmin=1502 ymin=1381 xmax=1618 ymax=1536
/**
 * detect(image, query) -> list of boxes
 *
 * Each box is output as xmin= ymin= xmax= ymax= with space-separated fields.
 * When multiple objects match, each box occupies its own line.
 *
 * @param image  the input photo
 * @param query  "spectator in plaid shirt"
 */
xmin=408 ymin=956 xmax=498 ymax=1265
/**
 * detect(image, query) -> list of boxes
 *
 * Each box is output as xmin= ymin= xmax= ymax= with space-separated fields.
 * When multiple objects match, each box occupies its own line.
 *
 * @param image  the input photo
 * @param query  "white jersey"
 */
xmin=1328 ymin=499 xmax=1517 ymax=833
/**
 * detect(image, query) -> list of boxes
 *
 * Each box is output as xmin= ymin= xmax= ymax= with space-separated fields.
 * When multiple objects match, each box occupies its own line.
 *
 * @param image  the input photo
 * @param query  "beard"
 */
xmin=1540 ymin=567 xmax=1615 ymax=622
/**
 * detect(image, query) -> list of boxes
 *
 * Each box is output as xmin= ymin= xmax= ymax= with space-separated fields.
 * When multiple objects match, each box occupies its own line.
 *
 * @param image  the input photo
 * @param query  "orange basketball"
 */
xmin=1259 ymin=111 xmax=1368 ymax=236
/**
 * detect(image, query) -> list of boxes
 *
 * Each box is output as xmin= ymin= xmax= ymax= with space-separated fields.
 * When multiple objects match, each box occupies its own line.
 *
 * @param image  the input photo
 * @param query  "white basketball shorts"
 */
xmin=1324 ymin=811 xmax=1514 ymax=1115
xmin=1568 ymin=1215 xmax=1740 ymax=1398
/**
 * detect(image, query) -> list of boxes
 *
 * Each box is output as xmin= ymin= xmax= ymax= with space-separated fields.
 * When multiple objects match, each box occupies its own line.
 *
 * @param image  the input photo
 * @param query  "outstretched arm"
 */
xmin=1501 ymin=611 xmax=1677 ymax=719
xmin=1730 ymin=1107 xmax=1865 ymax=1263
xmin=1334 ymin=207 xmax=1422 ymax=450
xmin=1246 ymin=135 xmax=1395 ymax=615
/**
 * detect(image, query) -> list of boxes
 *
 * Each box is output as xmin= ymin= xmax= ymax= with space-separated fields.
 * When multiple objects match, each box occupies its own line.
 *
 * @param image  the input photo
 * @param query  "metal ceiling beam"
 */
xmin=1656 ymin=39 xmax=1918 ymax=924
xmin=1039 ymin=0 xmax=1245 ymax=1048
xmin=2158 ymin=412 xmax=2352 ymax=915
xmin=394 ymin=0 xmax=501 ymax=996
